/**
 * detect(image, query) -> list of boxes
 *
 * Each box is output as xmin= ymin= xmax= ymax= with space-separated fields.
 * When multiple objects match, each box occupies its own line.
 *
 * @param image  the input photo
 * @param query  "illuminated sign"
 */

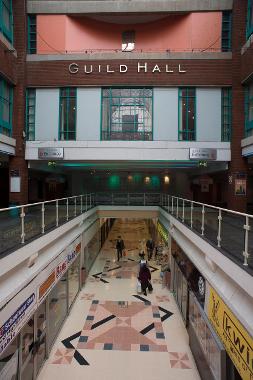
xmin=208 ymin=287 xmax=253 ymax=380
xmin=157 ymin=221 xmax=168 ymax=243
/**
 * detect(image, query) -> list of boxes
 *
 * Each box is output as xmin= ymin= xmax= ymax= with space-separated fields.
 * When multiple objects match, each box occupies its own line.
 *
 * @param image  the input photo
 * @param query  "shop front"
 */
xmin=170 ymin=237 xmax=243 ymax=380
xmin=0 ymin=236 xmax=81 ymax=380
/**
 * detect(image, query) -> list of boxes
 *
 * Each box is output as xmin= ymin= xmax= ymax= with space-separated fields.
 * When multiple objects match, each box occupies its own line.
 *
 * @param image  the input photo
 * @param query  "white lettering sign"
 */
xmin=68 ymin=62 xmax=187 ymax=75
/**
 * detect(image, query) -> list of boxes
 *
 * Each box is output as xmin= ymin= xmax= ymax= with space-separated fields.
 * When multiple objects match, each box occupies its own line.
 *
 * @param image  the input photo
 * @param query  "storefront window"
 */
xmin=0 ymin=337 xmax=19 ymax=380
xmin=48 ymin=274 xmax=67 ymax=348
xmin=68 ymin=258 xmax=80 ymax=308
xmin=86 ymin=230 xmax=101 ymax=271
xmin=21 ymin=317 xmax=34 ymax=380
xmin=36 ymin=302 xmax=46 ymax=374
xmin=188 ymin=292 xmax=226 ymax=380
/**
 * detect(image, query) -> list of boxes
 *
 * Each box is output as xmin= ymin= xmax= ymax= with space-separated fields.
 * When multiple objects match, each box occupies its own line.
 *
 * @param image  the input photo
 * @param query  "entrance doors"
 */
xmin=20 ymin=301 xmax=46 ymax=380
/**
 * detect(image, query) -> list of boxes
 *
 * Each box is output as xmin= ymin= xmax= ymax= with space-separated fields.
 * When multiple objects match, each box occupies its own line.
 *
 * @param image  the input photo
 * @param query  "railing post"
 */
xmin=111 ymin=193 xmax=114 ymax=205
xmin=172 ymin=197 xmax=174 ymax=215
xmin=201 ymin=205 xmax=205 ymax=236
xmin=20 ymin=207 xmax=25 ymax=244
xmin=42 ymin=202 xmax=45 ymax=234
xmin=176 ymin=198 xmax=179 ymax=218
xmin=243 ymin=215 xmax=250 ymax=266
xmin=89 ymin=194 xmax=91 ymax=209
xmin=182 ymin=200 xmax=185 ymax=222
xmin=56 ymin=200 xmax=59 ymax=227
xmin=167 ymin=195 xmax=170 ymax=213
xmin=80 ymin=195 xmax=83 ymax=213
xmin=190 ymin=202 xmax=193 ymax=229
xmin=66 ymin=198 xmax=69 ymax=221
xmin=127 ymin=193 xmax=130 ymax=206
xmin=74 ymin=196 xmax=77 ymax=216
xmin=85 ymin=194 xmax=87 ymax=211
xmin=217 ymin=209 xmax=222 ymax=248
xmin=144 ymin=193 xmax=146 ymax=206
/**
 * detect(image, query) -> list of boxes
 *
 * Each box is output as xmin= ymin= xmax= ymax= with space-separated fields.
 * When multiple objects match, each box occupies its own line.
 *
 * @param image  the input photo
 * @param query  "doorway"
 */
xmin=20 ymin=301 xmax=47 ymax=380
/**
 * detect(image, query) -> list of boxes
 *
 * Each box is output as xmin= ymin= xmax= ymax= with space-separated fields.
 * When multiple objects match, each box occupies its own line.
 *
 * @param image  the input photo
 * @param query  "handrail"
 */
xmin=170 ymin=195 xmax=253 ymax=219
xmin=0 ymin=192 xmax=252 ymax=273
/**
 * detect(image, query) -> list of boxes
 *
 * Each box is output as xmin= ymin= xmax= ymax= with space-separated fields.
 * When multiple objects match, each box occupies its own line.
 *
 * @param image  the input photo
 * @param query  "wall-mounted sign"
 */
xmin=69 ymin=62 xmax=187 ymax=75
xmin=157 ymin=221 xmax=168 ymax=243
xmin=208 ymin=287 xmax=253 ymax=380
xmin=38 ymin=148 xmax=64 ymax=160
xmin=235 ymin=179 xmax=247 ymax=196
xmin=0 ymin=290 xmax=36 ymax=355
xmin=189 ymin=148 xmax=217 ymax=161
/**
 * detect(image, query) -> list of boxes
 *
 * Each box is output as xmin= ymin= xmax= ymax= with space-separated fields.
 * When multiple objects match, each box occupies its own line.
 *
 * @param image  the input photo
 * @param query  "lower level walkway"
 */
xmin=38 ymin=219 xmax=201 ymax=380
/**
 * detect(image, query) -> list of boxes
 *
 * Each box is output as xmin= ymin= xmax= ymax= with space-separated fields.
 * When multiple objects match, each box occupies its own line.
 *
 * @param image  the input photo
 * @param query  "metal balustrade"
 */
xmin=0 ymin=194 xmax=95 ymax=255
xmin=161 ymin=195 xmax=253 ymax=271
xmin=0 ymin=193 xmax=252 ymax=275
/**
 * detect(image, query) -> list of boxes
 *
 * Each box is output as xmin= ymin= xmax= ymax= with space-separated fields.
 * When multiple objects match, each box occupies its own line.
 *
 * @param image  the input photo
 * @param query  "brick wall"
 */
xmin=227 ymin=0 xmax=248 ymax=212
xmin=26 ymin=59 xmax=232 ymax=87
xmin=9 ymin=0 xmax=28 ymax=205
xmin=0 ymin=40 xmax=16 ymax=84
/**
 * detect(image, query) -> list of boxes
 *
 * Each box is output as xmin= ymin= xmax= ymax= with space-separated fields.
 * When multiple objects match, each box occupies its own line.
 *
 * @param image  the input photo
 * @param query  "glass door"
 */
xmin=20 ymin=301 xmax=47 ymax=380
xmin=34 ymin=301 xmax=47 ymax=376
xmin=20 ymin=317 xmax=34 ymax=380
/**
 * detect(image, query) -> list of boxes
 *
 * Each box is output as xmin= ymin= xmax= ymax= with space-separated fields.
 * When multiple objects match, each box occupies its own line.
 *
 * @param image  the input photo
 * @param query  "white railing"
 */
xmin=160 ymin=195 xmax=253 ymax=268
xmin=0 ymin=192 xmax=252 ymax=272
xmin=0 ymin=194 xmax=95 ymax=255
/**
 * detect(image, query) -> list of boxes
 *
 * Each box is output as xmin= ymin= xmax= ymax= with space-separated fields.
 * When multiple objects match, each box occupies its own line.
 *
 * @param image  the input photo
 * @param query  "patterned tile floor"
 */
xmin=38 ymin=219 xmax=201 ymax=380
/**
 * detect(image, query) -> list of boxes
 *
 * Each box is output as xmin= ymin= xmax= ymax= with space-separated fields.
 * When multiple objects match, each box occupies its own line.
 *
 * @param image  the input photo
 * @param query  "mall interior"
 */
xmin=0 ymin=0 xmax=253 ymax=379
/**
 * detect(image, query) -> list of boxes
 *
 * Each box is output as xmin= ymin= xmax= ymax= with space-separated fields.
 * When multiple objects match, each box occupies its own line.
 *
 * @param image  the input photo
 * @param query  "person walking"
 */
xmin=138 ymin=263 xmax=152 ymax=296
xmin=116 ymin=236 xmax=125 ymax=261
xmin=146 ymin=238 xmax=154 ymax=261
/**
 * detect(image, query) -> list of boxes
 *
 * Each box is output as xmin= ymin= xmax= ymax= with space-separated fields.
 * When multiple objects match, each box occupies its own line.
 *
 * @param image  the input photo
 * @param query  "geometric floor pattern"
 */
xmin=38 ymin=219 xmax=200 ymax=380
xmin=77 ymin=299 xmax=168 ymax=352
xmin=51 ymin=296 xmax=174 ymax=365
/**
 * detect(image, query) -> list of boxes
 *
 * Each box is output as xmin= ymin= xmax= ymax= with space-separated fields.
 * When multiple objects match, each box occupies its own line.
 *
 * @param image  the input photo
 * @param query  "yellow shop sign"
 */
xmin=208 ymin=287 xmax=253 ymax=380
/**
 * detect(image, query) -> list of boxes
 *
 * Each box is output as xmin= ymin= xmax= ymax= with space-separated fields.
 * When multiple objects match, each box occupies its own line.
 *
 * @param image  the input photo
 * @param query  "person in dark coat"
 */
xmin=116 ymin=236 xmax=125 ymax=261
xmin=138 ymin=264 xmax=152 ymax=296
xmin=146 ymin=239 xmax=155 ymax=260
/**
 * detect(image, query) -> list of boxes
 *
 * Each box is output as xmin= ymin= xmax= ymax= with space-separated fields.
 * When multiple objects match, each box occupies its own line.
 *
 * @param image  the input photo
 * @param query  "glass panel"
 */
xmin=176 ymin=266 xmax=182 ymax=309
xmin=21 ymin=317 xmax=34 ymax=380
xmin=3 ymin=5 xmax=11 ymax=32
xmin=0 ymin=337 xmax=19 ymax=380
xmin=59 ymin=89 xmax=76 ymax=140
xmin=48 ymin=274 xmax=67 ymax=348
xmin=68 ymin=259 xmax=80 ymax=307
xmin=221 ymin=213 xmax=245 ymax=266
xmin=36 ymin=302 xmax=46 ymax=374
xmin=2 ymin=100 xmax=10 ymax=122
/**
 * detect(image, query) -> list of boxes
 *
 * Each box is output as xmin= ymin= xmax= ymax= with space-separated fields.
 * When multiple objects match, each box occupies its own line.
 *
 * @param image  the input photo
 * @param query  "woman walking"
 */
xmin=138 ymin=263 xmax=152 ymax=296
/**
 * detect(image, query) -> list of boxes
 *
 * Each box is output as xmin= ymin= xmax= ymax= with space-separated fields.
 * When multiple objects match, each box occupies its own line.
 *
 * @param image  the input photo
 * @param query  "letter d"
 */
xmin=120 ymin=65 xmax=128 ymax=73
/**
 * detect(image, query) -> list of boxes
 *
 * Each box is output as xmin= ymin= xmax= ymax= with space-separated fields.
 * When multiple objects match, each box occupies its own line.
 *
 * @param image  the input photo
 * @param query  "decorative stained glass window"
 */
xmin=101 ymin=88 xmax=153 ymax=141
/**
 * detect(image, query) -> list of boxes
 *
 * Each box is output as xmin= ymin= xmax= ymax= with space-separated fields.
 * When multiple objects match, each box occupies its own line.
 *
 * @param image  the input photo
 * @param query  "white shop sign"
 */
xmin=38 ymin=148 xmax=64 ymax=160
xmin=189 ymin=148 xmax=217 ymax=160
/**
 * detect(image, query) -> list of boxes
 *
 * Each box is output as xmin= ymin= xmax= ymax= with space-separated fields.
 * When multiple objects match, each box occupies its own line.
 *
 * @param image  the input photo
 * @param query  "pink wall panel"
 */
xmin=191 ymin=12 xmax=222 ymax=51
xmin=37 ymin=15 xmax=67 ymax=54
xmin=37 ymin=13 xmax=222 ymax=54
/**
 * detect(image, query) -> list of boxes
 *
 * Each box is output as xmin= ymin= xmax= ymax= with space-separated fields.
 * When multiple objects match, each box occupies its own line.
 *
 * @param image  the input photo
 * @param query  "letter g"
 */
xmin=69 ymin=63 xmax=79 ymax=74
